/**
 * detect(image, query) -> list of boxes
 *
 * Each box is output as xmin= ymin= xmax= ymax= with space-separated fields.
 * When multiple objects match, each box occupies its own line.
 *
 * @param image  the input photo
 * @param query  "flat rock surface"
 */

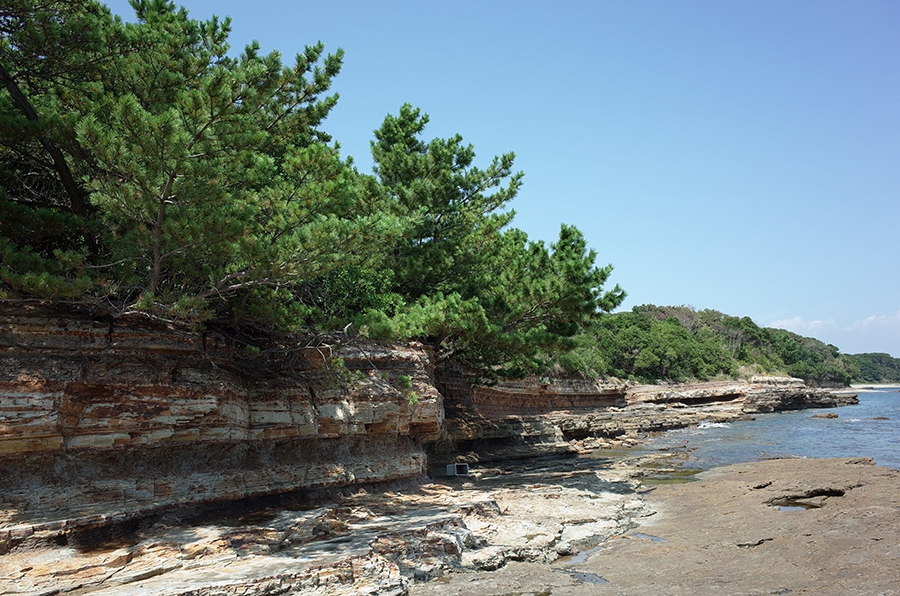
xmin=412 ymin=457 xmax=900 ymax=596
xmin=4 ymin=456 xmax=897 ymax=595
xmin=0 ymin=453 xmax=653 ymax=595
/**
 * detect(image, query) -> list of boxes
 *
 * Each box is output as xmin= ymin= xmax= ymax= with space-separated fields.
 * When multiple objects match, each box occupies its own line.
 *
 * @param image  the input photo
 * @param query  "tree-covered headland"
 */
xmin=0 ymin=0 xmax=625 ymax=380
xmin=848 ymin=353 xmax=900 ymax=384
xmin=553 ymin=305 xmax=861 ymax=387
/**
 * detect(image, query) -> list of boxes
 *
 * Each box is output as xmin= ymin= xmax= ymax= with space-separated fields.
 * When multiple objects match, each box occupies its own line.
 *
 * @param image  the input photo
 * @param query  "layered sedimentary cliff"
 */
xmin=0 ymin=301 xmax=856 ymax=548
xmin=430 ymin=373 xmax=857 ymax=464
xmin=0 ymin=303 xmax=442 ymax=542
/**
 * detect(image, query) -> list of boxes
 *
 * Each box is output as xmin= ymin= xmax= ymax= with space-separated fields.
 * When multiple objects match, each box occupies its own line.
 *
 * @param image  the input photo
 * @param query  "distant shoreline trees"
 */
xmin=553 ymin=304 xmax=861 ymax=387
xmin=848 ymin=353 xmax=900 ymax=384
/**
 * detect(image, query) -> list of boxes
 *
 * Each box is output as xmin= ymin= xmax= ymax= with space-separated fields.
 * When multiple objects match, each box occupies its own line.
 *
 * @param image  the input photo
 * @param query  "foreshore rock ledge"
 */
xmin=409 ymin=457 xmax=900 ymax=596
xmin=430 ymin=374 xmax=857 ymax=465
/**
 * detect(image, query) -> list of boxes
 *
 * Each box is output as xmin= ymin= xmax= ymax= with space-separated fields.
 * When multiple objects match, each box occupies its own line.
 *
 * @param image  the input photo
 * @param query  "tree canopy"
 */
xmin=554 ymin=304 xmax=860 ymax=386
xmin=357 ymin=104 xmax=625 ymax=377
xmin=847 ymin=353 xmax=900 ymax=384
xmin=0 ymin=0 xmax=624 ymax=378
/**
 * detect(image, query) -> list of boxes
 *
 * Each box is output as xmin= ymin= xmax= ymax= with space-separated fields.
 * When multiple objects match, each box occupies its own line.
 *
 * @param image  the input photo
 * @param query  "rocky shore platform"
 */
xmin=412 ymin=457 xmax=900 ymax=596
xmin=3 ymin=453 xmax=897 ymax=596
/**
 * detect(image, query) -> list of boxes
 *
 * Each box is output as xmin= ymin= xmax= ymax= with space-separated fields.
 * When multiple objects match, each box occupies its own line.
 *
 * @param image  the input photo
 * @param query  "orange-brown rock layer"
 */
xmin=0 ymin=302 xmax=442 ymax=536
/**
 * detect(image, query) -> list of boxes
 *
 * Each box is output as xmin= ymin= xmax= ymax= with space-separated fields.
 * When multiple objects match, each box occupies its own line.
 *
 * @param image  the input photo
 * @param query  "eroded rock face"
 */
xmin=0 ymin=303 xmax=442 ymax=539
xmin=430 ymin=376 xmax=857 ymax=465
xmin=742 ymin=375 xmax=859 ymax=412
xmin=471 ymin=379 xmax=627 ymax=417
xmin=627 ymin=376 xmax=858 ymax=412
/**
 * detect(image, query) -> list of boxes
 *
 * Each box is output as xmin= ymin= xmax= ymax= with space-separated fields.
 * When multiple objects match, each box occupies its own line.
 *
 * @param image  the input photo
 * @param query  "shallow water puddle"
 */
xmin=553 ymin=568 xmax=609 ymax=584
xmin=631 ymin=532 xmax=668 ymax=542
xmin=556 ymin=544 xmax=606 ymax=565
xmin=768 ymin=498 xmax=823 ymax=511
xmin=554 ymin=544 xmax=612 ymax=584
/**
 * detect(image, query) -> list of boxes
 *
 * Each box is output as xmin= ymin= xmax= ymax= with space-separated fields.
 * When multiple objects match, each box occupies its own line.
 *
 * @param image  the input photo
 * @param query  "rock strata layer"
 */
xmin=430 ymin=375 xmax=857 ymax=465
xmin=0 ymin=303 xmax=442 ymax=541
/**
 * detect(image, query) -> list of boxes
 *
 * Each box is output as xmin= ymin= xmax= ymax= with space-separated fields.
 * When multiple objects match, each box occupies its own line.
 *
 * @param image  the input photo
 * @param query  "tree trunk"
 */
xmin=0 ymin=62 xmax=87 ymax=215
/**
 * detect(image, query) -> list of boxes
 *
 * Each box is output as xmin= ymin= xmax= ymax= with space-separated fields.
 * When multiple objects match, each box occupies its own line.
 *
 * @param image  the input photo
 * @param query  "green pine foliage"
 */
xmin=1 ymin=0 xmax=624 ymax=378
xmin=0 ymin=0 xmax=122 ymax=215
xmin=355 ymin=104 xmax=625 ymax=378
xmin=73 ymin=2 xmax=405 ymax=328
xmin=1 ymin=0 xmax=404 ymax=331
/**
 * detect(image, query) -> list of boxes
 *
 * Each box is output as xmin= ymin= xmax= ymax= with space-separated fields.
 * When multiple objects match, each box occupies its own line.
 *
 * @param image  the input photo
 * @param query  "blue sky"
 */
xmin=105 ymin=0 xmax=900 ymax=357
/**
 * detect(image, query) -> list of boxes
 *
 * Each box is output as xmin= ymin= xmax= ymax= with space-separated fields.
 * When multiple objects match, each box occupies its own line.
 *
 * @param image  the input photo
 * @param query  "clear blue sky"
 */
xmin=105 ymin=0 xmax=900 ymax=357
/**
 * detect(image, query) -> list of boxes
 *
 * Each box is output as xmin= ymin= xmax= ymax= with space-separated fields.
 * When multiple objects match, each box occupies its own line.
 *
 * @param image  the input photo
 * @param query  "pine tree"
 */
xmin=363 ymin=106 xmax=625 ymax=378
xmin=1 ymin=0 xmax=405 ymax=328
xmin=1 ymin=1 xmax=626 ymax=378
xmin=0 ymin=0 xmax=119 ymax=214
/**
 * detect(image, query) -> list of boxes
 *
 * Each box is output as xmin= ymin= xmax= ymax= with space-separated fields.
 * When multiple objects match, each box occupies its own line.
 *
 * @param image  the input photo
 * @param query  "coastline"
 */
xmin=0 ymin=307 xmax=881 ymax=596
xmin=1 ymin=377 xmax=873 ymax=596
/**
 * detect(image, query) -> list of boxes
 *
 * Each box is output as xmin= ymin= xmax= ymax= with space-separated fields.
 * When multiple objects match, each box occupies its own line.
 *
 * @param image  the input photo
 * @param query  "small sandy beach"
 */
xmin=850 ymin=384 xmax=900 ymax=389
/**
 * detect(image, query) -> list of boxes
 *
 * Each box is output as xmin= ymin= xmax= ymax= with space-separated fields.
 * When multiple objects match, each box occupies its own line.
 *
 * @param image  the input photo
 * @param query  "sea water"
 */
xmin=645 ymin=387 xmax=900 ymax=472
